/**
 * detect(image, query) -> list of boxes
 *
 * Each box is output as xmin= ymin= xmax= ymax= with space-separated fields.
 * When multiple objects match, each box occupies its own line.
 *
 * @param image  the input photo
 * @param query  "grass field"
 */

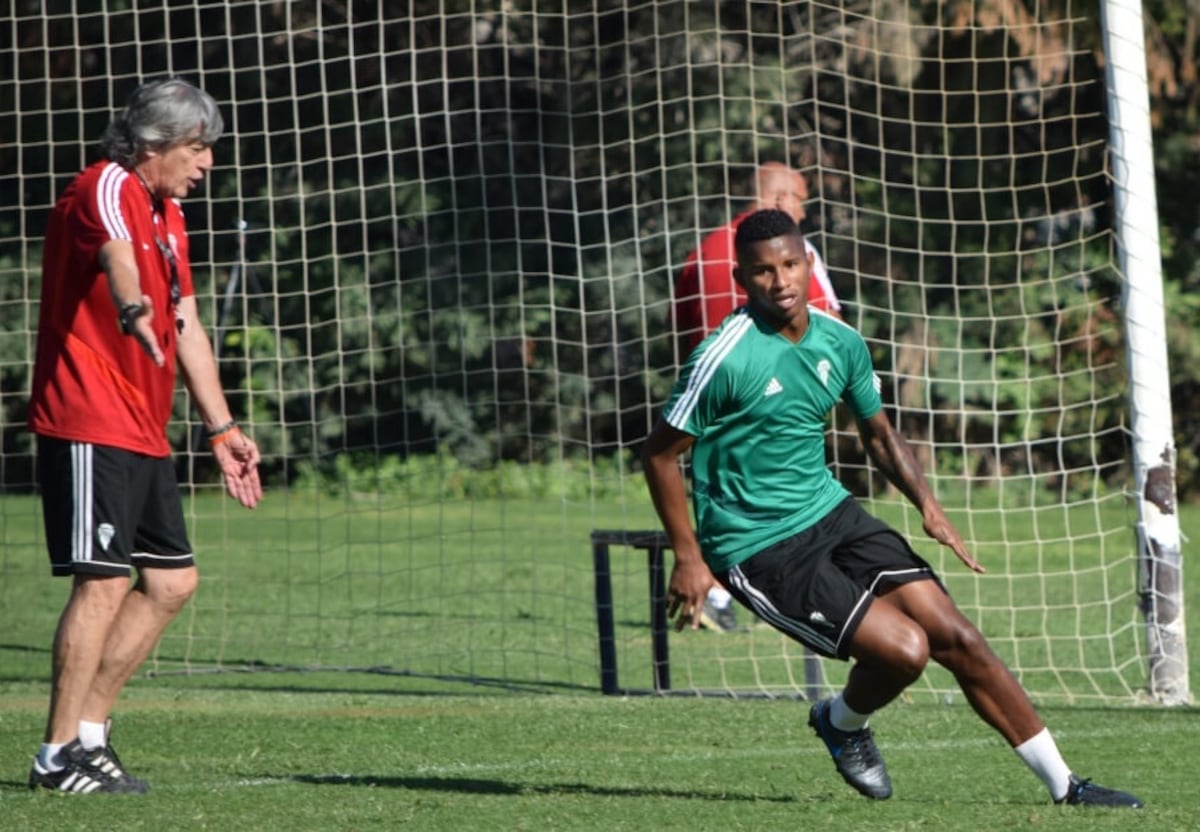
xmin=1 ymin=674 xmax=1198 ymax=830
xmin=1 ymin=492 xmax=1198 ymax=829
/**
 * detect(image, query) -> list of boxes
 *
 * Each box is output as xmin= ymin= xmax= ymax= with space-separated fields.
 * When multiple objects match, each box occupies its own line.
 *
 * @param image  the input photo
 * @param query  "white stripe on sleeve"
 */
xmin=665 ymin=313 xmax=753 ymax=429
xmin=97 ymin=163 xmax=133 ymax=241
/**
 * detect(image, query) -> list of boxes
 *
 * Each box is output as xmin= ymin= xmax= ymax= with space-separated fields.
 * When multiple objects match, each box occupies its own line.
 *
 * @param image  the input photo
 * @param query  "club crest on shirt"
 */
xmin=817 ymin=359 xmax=832 ymax=387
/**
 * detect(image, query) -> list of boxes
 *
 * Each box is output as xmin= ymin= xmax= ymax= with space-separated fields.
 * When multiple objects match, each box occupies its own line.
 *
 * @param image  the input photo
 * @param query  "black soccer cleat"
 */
xmin=808 ymin=698 xmax=892 ymax=800
xmin=28 ymin=739 xmax=149 ymax=795
xmin=1055 ymin=774 xmax=1143 ymax=808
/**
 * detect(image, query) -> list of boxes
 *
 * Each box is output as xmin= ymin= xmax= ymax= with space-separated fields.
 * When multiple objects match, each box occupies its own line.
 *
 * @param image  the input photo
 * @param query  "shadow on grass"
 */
xmin=137 ymin=662 xmax=603 ymax=696
xmin=288 ymin=773 xmax=798 ymax=802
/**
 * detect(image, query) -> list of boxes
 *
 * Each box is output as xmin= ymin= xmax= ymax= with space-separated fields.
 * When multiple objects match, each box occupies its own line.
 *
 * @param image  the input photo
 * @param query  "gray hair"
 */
xmin=100 ymin=77 xmax=224 ymax=167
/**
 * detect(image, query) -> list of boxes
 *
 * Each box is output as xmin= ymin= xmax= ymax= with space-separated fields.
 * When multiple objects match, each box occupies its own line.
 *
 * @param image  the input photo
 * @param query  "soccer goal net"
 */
xmin=0 ymin=1 xmax=1185 ymax=705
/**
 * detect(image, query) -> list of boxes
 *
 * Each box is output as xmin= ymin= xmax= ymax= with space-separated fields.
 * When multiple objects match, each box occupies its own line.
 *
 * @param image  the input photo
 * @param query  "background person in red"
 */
xmin=674 ymin=161 xmax=841 ymax=359
xmin=673 ymin=161 xmax=842 ymax=631
xmin=26 ymin=77 xmax=262 ymax=794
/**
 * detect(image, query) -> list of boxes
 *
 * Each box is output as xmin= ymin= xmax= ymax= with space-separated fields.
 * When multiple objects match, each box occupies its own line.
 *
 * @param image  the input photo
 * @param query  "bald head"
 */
xmin=754 ymin=162 xmax=809 ymax=223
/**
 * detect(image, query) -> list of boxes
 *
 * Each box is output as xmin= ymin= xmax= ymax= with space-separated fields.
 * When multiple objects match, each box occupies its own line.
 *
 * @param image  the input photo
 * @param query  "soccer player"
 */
xmin=26 ymin=77 xmax=262 ymax=793
xmin=641 ymin=208 xmax=1143 ymax=807
xmin=674 ymin=162 xmax=841 ymax=631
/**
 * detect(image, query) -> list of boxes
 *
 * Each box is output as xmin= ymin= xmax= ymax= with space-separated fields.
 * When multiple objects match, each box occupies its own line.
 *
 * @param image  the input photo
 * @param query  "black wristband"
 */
xmin=117 ymin=302 xmax=146 ymax=335
xmin=206 ymin=420 xmax=238 ymax=439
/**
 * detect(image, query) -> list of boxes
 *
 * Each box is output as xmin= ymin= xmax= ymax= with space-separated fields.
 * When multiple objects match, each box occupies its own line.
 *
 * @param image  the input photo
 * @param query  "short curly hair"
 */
xmin=734 ymin=209 xmax=800 ymax=257
xmin=100 ymin=77 xmax=224 ymax=168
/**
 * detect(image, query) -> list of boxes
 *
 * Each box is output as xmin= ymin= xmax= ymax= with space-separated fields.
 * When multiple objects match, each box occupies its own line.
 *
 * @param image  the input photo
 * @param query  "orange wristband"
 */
xmin=209 ymin=426 xmax=239 ymax=447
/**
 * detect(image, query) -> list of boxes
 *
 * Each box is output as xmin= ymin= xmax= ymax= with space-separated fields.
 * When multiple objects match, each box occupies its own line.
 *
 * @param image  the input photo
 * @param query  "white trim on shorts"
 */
xmin=726 ymin=563 xmax=931 ymax=658
xmin=70 ymin=441 xmax=97 ymax=568
xmin=724 ymin=563 xmax=851 ymax=656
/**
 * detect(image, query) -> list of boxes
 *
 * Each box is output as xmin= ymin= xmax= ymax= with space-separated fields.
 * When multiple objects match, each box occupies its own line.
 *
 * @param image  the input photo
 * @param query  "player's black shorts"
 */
xmin=36 ymin=437 xmax=194 ymax=577
xmin=715 ymin=496 xmax=943 ymax=660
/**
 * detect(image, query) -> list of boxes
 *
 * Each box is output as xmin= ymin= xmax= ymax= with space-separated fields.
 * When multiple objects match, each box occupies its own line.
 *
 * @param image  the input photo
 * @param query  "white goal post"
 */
xmin=0 ymin=0 xmax=1187 ymax=705
xmin=1102 ymin=0 xmax=1189 ymax=705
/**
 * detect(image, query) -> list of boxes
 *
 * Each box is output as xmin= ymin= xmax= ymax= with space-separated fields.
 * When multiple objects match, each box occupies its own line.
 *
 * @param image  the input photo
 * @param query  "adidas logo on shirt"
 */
xmin=763 ymin=377 xmax=783 ymax=397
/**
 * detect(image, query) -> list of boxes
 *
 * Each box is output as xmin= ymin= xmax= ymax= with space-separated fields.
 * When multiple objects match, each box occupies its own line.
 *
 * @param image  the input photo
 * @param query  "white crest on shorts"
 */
xmin=97 ymin=523 xmax=116 ymax=551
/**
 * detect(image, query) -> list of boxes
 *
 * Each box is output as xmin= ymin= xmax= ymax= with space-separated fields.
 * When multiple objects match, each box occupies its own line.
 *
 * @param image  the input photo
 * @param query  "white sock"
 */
xmin=37 ymin=742 xmax=67 ymax=772
xmin=78 ymin=719 xmax=108 ymax=751
xmin=829 ymin=693 xmax=870 ymax=732
xmin=1013 ymin=728 xmax=1073 ymax=801
xmin=706 ymin=585 xmax=733 ymax=608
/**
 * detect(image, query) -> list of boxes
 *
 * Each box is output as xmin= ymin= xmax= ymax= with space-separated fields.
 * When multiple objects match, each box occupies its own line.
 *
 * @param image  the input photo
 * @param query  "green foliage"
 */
xmin=290 ymin=449 xmax=646 ymax=502
xmin=0 ymin=238 xmax=38 ymax=475
xmin=4 ymin=0 xmax=1198 ymax=498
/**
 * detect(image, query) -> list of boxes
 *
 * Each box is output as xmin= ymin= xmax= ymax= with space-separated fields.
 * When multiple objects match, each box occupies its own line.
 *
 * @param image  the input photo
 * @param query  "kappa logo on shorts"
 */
xmin=96 ymin=523 xmax=116 ymax=551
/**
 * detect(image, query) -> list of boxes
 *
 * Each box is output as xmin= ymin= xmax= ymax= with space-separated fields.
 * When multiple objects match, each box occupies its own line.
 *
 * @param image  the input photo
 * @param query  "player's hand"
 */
xmin=666 ymin=549 xmax=718 ymax=631
xmin=128 ymin=295 xmax=166 ymax=367
xmin=211 ymin=428 xmax=263 ymax=509
xmin=923 ymin=505 xmax=985 ymax=573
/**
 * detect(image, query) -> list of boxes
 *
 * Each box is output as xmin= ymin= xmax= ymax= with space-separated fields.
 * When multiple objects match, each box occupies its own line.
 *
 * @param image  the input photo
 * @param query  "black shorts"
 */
xmin=715 ymin=497 xmax=942 ymax=660
xmin=37 ymin=437 xmax=194 ymax=577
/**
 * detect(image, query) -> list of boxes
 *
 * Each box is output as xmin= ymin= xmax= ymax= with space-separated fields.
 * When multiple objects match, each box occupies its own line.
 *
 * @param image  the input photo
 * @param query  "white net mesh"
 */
xmin=0 ymin=1 xmax=1149 ymax=702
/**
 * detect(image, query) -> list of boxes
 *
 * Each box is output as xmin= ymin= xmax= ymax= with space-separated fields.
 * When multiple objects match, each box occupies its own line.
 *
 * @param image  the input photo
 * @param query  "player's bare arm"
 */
xmin=641 ymin=419 xmax=718 ymax=630
xmin=98 ymin=239 xmax=165 ymax=367
xmin=856 ymin=409 xmax=983 ymax=573
xmin=175 ymin=296 xmax=263 ymax=509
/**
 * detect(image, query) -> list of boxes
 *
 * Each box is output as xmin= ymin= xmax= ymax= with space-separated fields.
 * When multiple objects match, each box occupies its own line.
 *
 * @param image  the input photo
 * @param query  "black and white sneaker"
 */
xmin=1055 ymin=774 xmax=1143 ymax=808
xmin=28 ymin=739 xmax=149 ymax=794
xmin=699 ymin=600 xmax=740 ymax=632
xmin=808 ymin=698 xmax=892 ymax=800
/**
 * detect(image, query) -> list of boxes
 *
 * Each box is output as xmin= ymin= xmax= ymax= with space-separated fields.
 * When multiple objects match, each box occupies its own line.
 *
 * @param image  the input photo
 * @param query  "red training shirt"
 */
xmin=28 ymin=160 xmax=195 ymax=457
xmin=674 ymin=210 xmax=841 ymax=357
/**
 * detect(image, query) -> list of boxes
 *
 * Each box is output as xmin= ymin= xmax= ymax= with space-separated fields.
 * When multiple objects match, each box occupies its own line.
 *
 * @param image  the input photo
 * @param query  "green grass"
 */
xmin=1 ymin=490 xmax=1198 ymax=828
xmin=0 ymin=673 xmax=1197 ymax=830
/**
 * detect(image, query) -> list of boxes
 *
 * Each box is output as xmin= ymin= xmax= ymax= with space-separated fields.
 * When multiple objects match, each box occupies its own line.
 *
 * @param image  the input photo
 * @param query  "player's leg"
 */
xmin=882 ymin=577 xmax=1142 ymax=807
xmin=839 ymin=599 xmax=928 ymax=701
xmin=44 ymin=574 xmax=131 ymax=744
xmin=31 ymin=439 xmax=148 ymax=793
xmin=878 ymin=579 xmax=1042 ymax=744
xmin=719 ymin=510 xmax=896 ymax=799
xmin=83 ymin=452 xmax=197 ymax=734
xmin=837 ymin=517 xmax=1070 ymax=801
xmin=36 ymin=439 xmax=136 ymax=744
xmin=796 ymin=498 xmax=945 ymax=800
xmin=803 ymin=595 xmax=938 ymax=802
xmin=84 ymin=565 xmax=198 ymax=720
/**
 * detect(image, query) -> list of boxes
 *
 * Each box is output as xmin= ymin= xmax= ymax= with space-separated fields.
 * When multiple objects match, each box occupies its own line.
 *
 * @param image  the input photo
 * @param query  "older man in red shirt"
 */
xmin=27 ymin=77 xmax=261 ymax=794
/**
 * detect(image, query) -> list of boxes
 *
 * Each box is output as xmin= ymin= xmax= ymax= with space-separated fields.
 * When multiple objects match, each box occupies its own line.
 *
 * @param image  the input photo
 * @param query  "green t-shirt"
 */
xmin=662 ymin=306 xmax=883 ymax=571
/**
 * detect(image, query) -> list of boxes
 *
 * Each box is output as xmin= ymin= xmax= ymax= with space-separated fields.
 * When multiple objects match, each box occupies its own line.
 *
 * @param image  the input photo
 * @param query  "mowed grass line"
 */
xmin=0 ymin=675 xmax=1197 ymax=831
